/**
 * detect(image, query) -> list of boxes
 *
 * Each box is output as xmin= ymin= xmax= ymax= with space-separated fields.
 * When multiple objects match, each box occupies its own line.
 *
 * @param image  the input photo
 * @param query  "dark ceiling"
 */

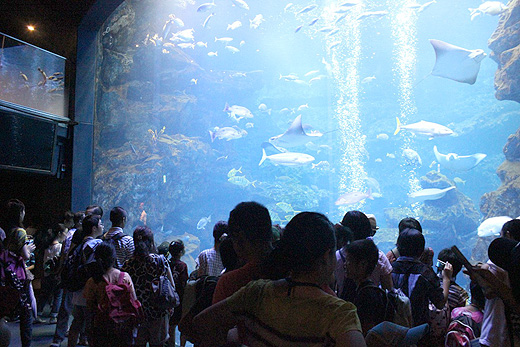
xmin=0 ymin=0 xmax=98 ymax=60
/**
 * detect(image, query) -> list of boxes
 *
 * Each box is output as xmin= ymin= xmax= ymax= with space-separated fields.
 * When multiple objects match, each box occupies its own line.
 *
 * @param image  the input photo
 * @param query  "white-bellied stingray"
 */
xmin=408 ymin=186 xmax=455 ymax=204
xmin=429 ymin=39 xmax=487 ymax=85
xmin=268 ymin=115 xmax=324 ymax=150
xmin=433 ymin=146 xmax=486 ymax=171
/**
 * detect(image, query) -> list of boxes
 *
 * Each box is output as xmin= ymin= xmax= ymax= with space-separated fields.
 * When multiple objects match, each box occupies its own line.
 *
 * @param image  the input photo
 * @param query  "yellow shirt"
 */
xmin=226 ymin=279 xmax=361 ymax=345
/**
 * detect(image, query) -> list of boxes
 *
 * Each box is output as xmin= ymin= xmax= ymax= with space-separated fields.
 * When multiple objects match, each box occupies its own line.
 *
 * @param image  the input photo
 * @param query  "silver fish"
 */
xmin=197 ymin=215 xmax=211 ymax=229
xmin=259 ymin=148 xmax=315 ymax=167
xmin=394 ymin=117 xmax=453 ymax=139
xmin=203 ymin=13 xmax=215 ymax=28
xmin=197 ymin=2 xmax=216 ymax=12
xmin=298 ymin=4 xmax=318 ymax=14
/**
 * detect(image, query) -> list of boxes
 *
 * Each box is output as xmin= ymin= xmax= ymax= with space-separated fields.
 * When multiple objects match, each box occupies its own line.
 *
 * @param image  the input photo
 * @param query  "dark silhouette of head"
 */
xmin=109 ymin=206 xmax=127 ymax=227
xmin=502 ymin=219 xmax=520 ymax=241
xmin=228 ymin=202 xmax=272 ymax=243
xmin=344 ymin=239 xmax=379 ymax=278
xmin=213 ymin=220 xmax=229 ymax=244
xmin=86 ymin=205 xmax=103 ymax=217
xmin=398 ymin=217 xmax=422 ymax=233
xmin=133 ymin=226 xmax=156 ymax=257
xmin=397 ymin=228 xmax=425 ymax=258
xmin=341 ymin=210 xmax=372 ymax=241
xmin=6 ymin=199 xmax=25 ymax=229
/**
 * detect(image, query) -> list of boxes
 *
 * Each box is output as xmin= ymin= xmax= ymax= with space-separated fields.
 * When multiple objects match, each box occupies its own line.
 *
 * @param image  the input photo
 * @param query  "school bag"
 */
xmin=0 ymin=249 xmax=28 ymax=317
xmin=178 ymin=275 xmax=219 ymax=343
xmin=150 ymin=255 xmax=179 ymax=311
xmin=61 ymin=241 xmax=97 ymax=292
xmin=358 ymin=282 xmax=413 ymax=328
xmin=95 ymin=271 xmax=143 ymax=345
xmin=445 ymin=317 xmax=476 ymax=347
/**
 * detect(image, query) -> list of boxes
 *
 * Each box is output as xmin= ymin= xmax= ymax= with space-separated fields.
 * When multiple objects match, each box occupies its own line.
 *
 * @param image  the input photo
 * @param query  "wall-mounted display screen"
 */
xmin=0 ymin=108 xmax=57 ymax=174
xmin=0 ymin=32 xmax=68 ymax=120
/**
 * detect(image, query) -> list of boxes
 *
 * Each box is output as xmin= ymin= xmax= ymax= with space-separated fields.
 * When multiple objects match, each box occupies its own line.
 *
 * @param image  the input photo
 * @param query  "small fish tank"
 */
xmin=0 ymin=32 xmax=68 ymax=120
xmin=81 ymin=0 xmax=519 ymax=272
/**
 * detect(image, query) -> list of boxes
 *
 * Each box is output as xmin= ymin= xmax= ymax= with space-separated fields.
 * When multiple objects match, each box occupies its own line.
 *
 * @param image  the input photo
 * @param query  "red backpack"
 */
xmin=96 ymin=271 xmax=143 ymax=345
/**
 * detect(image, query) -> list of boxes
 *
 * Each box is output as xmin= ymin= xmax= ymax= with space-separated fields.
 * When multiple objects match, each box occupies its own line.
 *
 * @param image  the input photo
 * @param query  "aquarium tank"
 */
xmin=83 ymin=0 xmax=519 ymax=271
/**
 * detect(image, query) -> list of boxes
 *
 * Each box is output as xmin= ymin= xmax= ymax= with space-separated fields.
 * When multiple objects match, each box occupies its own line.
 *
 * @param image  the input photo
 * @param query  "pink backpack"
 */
xmin=97 ymin=271 xmax=143 ymax=344
xmin=445 ymin=319 xmax=475 ymax=347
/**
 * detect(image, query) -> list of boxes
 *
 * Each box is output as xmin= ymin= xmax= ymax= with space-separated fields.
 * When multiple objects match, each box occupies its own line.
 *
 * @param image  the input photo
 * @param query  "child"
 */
xmin=168 ymin=240 xmax=188 ymax=347
xmin=437 ymin=248 xmax=469 ymax=311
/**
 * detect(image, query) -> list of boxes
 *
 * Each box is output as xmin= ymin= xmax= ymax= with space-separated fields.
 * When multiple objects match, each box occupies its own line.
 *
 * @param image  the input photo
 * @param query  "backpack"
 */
xmin=61 ymin=241 xmax=97 ymax=292
xmin=358 ymin=282 xmax=413 ymax=328
xmin=94 ymin=271 xmax=143 ymax=345
xmin=0 ymin=249 xmax=28 ymax=317
xmin=178 ymin=275 xmax=219 ymax=343
xmin=429 ymin=301 xmax=450 ymax=338
xmin=150 ymin=255 xmax=179 ymax=311
xmin=103 ymin=233 xmax=126 ymax=269
xmin=445 ymin=318 xmax=476 ymax=347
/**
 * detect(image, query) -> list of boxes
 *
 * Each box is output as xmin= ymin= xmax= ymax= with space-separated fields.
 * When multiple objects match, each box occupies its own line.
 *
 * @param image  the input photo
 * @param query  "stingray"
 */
xmin=433 ymin=146 xmax=486 ymax=171
xmin=429 ymin=39 xmax=487 ymax=85
xmin=268 ymin=115 xmax=323 ymax=150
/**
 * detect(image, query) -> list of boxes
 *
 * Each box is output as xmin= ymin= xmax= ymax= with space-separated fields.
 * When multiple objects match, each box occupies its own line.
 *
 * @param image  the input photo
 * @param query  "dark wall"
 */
xmin=0 ymin=1 xmax=96 ymax=223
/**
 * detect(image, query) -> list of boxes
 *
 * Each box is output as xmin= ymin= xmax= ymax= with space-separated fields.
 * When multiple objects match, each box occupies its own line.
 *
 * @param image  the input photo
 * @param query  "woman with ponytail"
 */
xmin=193 ymin=212 xmax=366 ymax=347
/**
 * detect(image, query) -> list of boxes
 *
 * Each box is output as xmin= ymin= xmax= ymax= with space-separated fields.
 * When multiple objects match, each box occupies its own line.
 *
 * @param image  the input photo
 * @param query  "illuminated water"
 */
xmin=90 ymin=0 xmax=519 ymax=270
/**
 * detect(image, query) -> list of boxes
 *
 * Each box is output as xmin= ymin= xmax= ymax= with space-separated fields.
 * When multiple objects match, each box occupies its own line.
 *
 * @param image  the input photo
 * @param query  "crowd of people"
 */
xmin=1 ymin=198 xmax=520 ymax=347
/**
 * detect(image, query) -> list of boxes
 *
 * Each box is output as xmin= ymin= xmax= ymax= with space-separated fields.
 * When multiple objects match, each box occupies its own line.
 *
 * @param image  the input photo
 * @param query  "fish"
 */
xmin=208 ymin=51 xmax=218 ymax=57
xmin=406 ymin=2 xmax=422 ymax=9
xmin=258 ymin=103 xmax=268 ymax=111
xmin=276 ymin=202 xmax=294 ymax=213
xmin=38 ymin=67 xmax=48 ymax=86
xmin=386 ymin=153 xmax=395 ymax=159
xmin=232 ymin=0 xmax=250 ymax=10
xmin=284 ymin=3 xmax=294 ymax=12
xmin=335 ymin=13 xmax=348 ymax=24
xmin=327 ymin=28 xmax=340 ymax=36
xmin=209 ymin=126 xmax=247 ymax=141
xmin=224 ymin=103 xmax=253 ymax=120
xmin=216 ymin=155 xmax=228 ymax=161
xmin=309 ymin=75 xmax=327 ymax=84
xmin=329 ymin=42 xmax=341 ymax=50
xmin=376 ymin=133 xmax=389 ymax=140
xmin=227 ymin=21 xmax=242 ymax=30
xmin=298 ymin=4 xmax=318 ymax=14
xmin=20 ymin=72 xmax=28 ymax=81
xmin=269 ymin=115 xmax=323 ymax=149
xmin=240 ymin=40 xmax=246 ymax=46
xmin=297 ymin=104 xmax=309 ymax=111
xmin=177 ymin=43 xmax=195 ymax=49
xmin=225 ymin=45 xmax=240 ymax=53
xmin=190 ymin=78 xmax=198 ymax=85
xmin=469 ymin=1 xmax=507 ymax=20
xmin=429 ymin=39 xmax=487 ymax=85
xmin=319 ymin=27 xmax=335 ymax=33
xmin=453 ymin=177 xmax=466 ymax=186
xmin=477 ymin=216 xmax=512 ymax=237
xmin=227 ymin=166 xmax=243 ymax=178
xmin=279 ymin=108 xmax=292 ymax=115
xmin=172 ymin=16 xmax=185 ymax=27
xmin=171 ymin=29 xmax=195 ymax=42
xmin=308 ymin=18 xmax=319 ymax=26
xmin=361 ymin=76 xmax=376 ymax=84
xmin=335 ymin=189 xmax=373 ymax=205
xmin=357 ymin=11 xmax=389 ymax=20
xmin=292 ymin=79 xmax=310 ymax=86
xmin=197 ymin=215 xmax=211 ymax=230
xmin=304 ymin=70 xmax=320 ymax=77
xmin=311 ymin=161 xmax=331 ymax=170
xmin=197 ymin=2 xmax=216 ymax=12
xmin=408 ymin=186 xmax=456 ymax=204
xmin=295 ymin=25 xmax=303 ymax=33
xmin=279 ymin=73 xmax=299 ymax=80
xmin=433 ymin=146 xmax=486 ymax=171
xmin=228 ymin=175 xmax=256 ymax=187
xmin=196 ymin=41 xmax=208 ymax=47
xmin=215 ymin=37 xmax=233 ymax=43
xmin=375 ymin=158 xmax=382 ymax=163
xmin=250 ymin=14 xmax=265 ymax=29
xmin=335 ymin=6 xmax=354 ymax=13
xmin=364 ymin=177 xmax=381 ymax=196
xmin=203 ymin=13 xmax=215 ymax=28
xmin=259 ymin=148 xmax=315 ymax=167
xmin=418 ymin=0 xmax=436 ymax=13
xmin=339 ymin=0 xmax=360 ymax=7
xmin=162 ymin=17 xmax=175 ymax=40
xmin=402 ymin=148 xmax=422 ymax=167
xmin=245 ymin=122 xmax=254 ymax=128
xmin=322 ymin=57 xmax=332 ymax=74
xmin=394 ymin=117 xmax=454 ymax=139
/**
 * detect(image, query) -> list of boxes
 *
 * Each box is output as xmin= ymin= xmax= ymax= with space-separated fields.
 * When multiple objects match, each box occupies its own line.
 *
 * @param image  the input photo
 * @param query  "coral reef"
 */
xmin=488 ymin=0 xmax=520 ymax=102
xmin=480 ymin=128 xmax=520 ymax=219
xmin=384 ymin=171 xmax=480 ymax=248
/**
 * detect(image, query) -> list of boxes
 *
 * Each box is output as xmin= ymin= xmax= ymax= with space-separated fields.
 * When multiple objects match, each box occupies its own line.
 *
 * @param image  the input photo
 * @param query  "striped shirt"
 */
xmin=196 ymin=248 xmax=224 ymax=277
xmin=103 ymin=227 xmax=134 ymax=269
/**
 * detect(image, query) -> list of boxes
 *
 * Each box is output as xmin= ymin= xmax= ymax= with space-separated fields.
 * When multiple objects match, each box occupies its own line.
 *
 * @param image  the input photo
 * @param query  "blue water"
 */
xmin=92 ymin=0 xmax=520 ymax=270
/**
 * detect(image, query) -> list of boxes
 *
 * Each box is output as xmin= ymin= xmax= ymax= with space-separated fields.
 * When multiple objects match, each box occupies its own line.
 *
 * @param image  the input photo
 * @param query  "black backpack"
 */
xmin=61 ymin=241 xmax=97 ymax=292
